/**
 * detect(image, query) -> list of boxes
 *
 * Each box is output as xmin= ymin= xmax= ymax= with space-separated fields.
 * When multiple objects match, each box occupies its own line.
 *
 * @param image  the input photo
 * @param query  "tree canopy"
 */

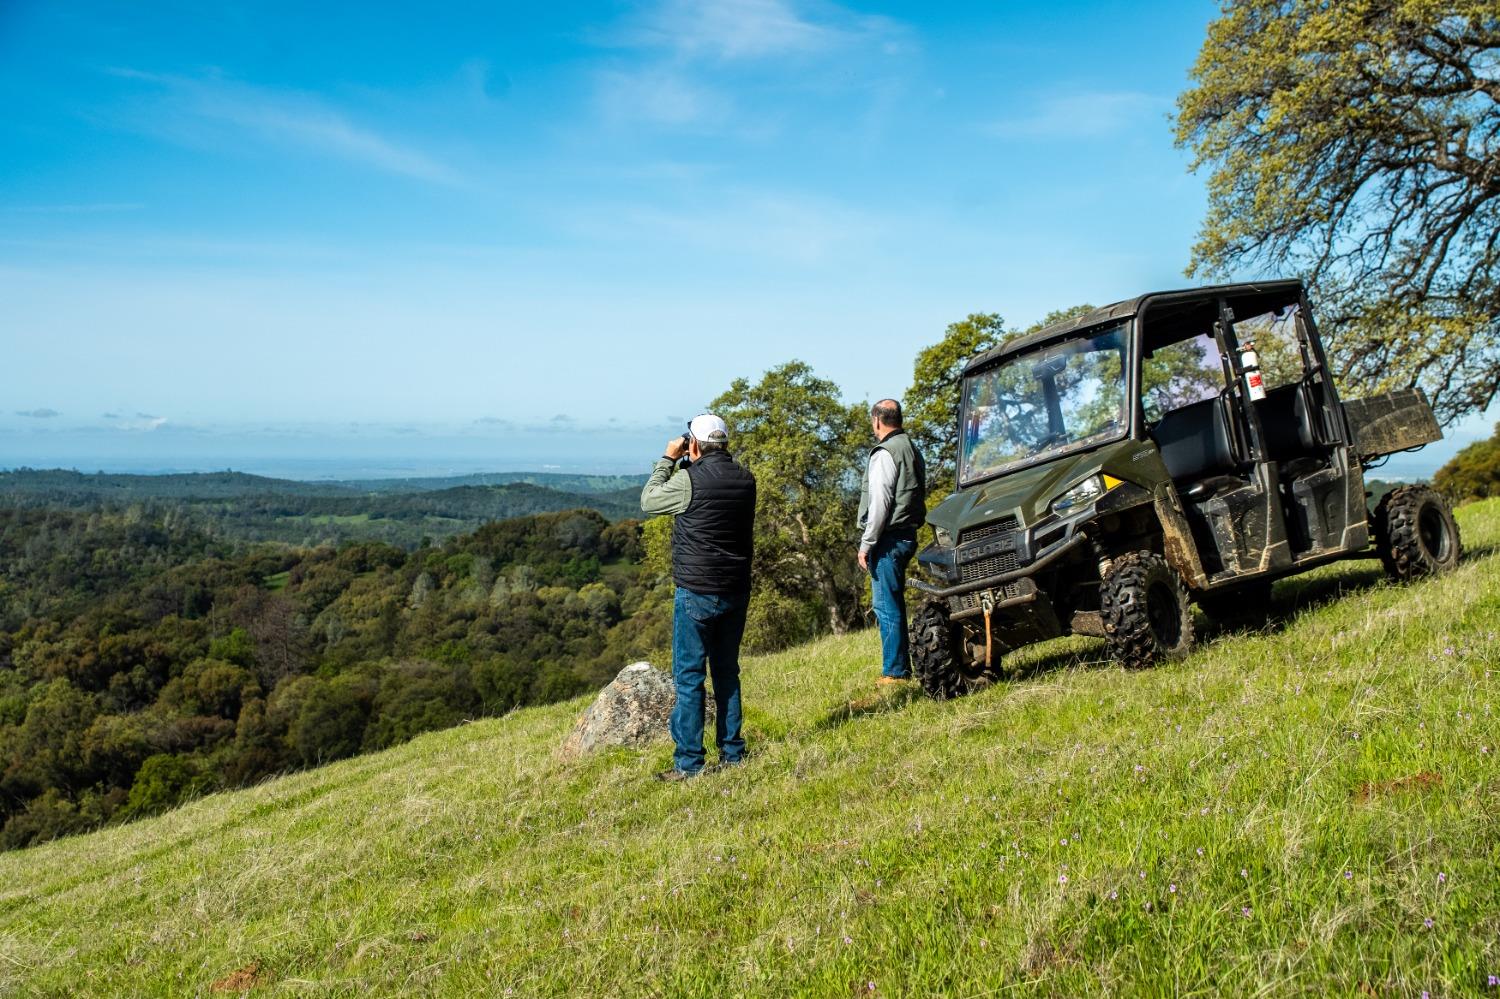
xmin=711 ymin=362 xmax=870 ymax=635
xmin=905 ymin=313 xmax=1007 ymax=497
xmin=1434 ymin=421 xmax=1500 ymax=501
xmin=1175 ymin=0 xmax=1500 ymax=424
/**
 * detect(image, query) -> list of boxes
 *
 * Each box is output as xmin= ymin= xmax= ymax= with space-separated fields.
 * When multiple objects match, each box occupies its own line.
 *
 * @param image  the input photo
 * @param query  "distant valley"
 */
xmin=0 ymin=469 xmax=646 ymax=548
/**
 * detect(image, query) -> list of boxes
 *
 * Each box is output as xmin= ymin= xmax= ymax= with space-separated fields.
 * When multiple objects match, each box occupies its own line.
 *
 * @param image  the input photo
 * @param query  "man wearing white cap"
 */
xmin=641 ymin=413 xmax=758 ymax=781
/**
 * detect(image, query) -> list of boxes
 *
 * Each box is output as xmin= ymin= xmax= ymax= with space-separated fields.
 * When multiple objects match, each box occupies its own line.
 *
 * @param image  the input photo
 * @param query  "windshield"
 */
xmin=960 ymin=323 xmax=1130 ymax=483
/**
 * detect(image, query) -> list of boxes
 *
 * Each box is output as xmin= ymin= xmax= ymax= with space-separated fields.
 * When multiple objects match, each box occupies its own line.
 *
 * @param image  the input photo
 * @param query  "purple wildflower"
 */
xmin=1242 ymin=906 xmax=1251 ymax=918
xmin=1169 ymin=883 xmax=1178 ymax=894
xmin=1058 ymin=874 xmax=1069 ymax=885
xmin=1424 ymin=918 xmax=1434 ymax=929
xmin=1438 ymin=872 xmax=1447 ymax=884
xmin=1343 ymin=870 xmax=1353 ymax=880
xmin=1196 ymin=848 xmax=1204 ymax=857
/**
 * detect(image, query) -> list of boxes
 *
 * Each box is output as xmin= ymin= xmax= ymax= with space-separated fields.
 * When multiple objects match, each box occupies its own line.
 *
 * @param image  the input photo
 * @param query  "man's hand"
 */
xmin=664 ymin=436 xmax=689 ymax=461
xmin=857 ymin=548 xmax=870 ymax=572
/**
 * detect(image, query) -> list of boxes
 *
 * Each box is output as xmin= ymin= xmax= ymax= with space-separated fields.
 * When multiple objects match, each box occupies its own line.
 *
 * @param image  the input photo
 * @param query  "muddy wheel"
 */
xmin=1196 ymin=579 xmax=1273 ymax=626
xmin=910 ymin=600 xmax=975 ymax=700
xmin=1100 ymin=551 xmax=1194 ymax=669
xmin=1375 ymin=485 xmax=1461 ymax=580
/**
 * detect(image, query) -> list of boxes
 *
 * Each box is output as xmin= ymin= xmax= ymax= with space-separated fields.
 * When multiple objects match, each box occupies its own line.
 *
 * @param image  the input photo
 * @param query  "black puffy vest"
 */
xmin=671 ymin=451 xmax=757 ymax=595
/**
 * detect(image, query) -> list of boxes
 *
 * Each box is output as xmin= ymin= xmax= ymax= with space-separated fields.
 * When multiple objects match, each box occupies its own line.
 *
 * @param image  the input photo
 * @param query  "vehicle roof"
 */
xmin=962 ymin=279 xmax=1306 ymax=375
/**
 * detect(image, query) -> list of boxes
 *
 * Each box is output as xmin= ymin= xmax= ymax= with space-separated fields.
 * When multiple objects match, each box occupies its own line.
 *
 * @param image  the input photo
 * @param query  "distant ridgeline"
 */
xmin=0 ymin=469 xmax=645 ymax=548
xmin=0 ymin=497 xmax=669 ymax=850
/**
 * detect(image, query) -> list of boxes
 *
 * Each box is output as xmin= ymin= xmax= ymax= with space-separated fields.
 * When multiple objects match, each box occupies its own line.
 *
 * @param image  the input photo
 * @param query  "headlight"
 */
xmin=933 ymin=526 xmax=953 ymax=547
xmin=1051 ymin=475 xmax=1106 ymax=515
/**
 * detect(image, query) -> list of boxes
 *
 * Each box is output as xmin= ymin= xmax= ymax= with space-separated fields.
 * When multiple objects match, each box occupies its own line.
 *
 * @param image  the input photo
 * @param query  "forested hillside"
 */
xmin=0 ymin=504 xmax=668 ymax=849
xmin=0 ymin=469 xmax=641 ymax=547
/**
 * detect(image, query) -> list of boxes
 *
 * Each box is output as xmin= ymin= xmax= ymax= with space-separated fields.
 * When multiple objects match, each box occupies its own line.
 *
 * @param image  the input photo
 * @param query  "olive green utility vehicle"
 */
xmin=909 ymin=280 xmax=1461 ymax=698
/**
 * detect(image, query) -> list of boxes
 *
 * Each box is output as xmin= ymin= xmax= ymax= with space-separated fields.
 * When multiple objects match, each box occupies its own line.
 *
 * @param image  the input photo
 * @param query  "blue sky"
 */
xmin=0 ymin=0 xmax=1491 ymax=477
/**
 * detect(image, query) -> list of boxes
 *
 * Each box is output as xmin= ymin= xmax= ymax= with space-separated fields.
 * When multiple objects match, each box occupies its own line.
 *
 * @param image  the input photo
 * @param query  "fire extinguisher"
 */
xmin=1240 ymin=340 xmax=1267 ymax=401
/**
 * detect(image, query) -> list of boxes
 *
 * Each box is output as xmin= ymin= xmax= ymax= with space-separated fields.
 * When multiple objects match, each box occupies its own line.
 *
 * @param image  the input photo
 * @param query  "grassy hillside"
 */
xmin=2 ymin=502 xmax=1497 ymax=997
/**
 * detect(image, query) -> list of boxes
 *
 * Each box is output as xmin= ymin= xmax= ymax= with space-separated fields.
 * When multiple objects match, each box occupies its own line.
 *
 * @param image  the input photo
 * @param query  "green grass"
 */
xmin=262 ymin=571 xmax=291 ymax=592
xmin=3 ymin=502 xmax=1498 ymax=997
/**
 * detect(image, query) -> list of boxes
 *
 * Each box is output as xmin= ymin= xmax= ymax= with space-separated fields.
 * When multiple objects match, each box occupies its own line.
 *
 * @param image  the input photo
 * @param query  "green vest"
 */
xmin=858 ymin=429 xmax=928 ymax=534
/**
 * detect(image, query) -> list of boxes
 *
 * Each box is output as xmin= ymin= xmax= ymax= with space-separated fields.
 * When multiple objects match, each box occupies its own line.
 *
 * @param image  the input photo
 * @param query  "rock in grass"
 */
xmin=560 ymin=662 xmax=714 ymax=760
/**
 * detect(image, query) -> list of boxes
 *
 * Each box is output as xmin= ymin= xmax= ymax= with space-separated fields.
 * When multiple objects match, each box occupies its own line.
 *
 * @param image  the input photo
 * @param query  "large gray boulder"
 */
xmin=560 ymin=662 xmax=713 ymax=760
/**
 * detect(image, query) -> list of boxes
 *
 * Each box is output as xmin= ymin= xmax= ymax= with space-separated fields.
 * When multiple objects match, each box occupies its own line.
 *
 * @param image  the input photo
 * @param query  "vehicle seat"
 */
xmin=1254 ymin=383 xmax=1319 ymax=462
xmin=1153 ymin=394 xmax=1241 ymax=483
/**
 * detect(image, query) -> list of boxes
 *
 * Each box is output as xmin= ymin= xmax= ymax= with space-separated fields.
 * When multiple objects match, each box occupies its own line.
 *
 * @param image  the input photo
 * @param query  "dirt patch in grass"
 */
xmin=210 ymin=961 xmax=264 ymax=992
xmin=1354 ymin=771 xmax=1441 ymax=803
xmin=1023 ymin=936 xmax=1077 ymax=975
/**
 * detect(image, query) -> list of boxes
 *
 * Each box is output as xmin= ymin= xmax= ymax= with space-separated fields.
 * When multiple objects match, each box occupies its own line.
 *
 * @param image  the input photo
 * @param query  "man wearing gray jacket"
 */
xmin=641 ymin=414 xmax=757 ymax=780
xmin=857 ymin=399 xmax=927 ymax=686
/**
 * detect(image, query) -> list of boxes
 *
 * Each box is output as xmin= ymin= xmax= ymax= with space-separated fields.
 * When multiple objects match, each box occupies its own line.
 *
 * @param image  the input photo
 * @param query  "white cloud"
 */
xmin=108 ymin=70 xmax=466 ymax=187
xmin=985 ymin=91 xmax=1167 ymax=140
xmin=567 ymin=188 xmax=881 ymax=265
xmin=595 ymin=68 xmax=729 ymax=127
xmin=632 ymin=0 xmax=833 ymax=59
xmin=589 ymin=1 xmax=909 ymax=130
xmin=117 ymin=413 xmax=168 ymax=431
xmin=604 ymin=0 xmax=904 ymax=61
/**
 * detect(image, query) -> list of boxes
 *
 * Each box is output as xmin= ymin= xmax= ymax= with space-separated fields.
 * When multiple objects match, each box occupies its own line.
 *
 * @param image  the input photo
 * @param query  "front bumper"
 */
xmin=909 ymin=532 xmax=1090 ymax=599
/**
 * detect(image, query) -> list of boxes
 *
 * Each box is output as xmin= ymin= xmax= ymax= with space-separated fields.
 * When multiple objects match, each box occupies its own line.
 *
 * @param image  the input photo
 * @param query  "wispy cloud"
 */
xmin=595 ymin=67 xmax=730 ymax=128
xmin=591 ymin=0 xmax=908 ymax=129
xmin=116 ymin=412 xmax=168 ymax=431
xmin=620 ymin=0 xmax=837 ymax=60
xmin=567 ymin=188 xmax=880 ymax=265
xmin=607 ymin=0 xmax=907 ymax=61
xmin=107 ymin=70 xmax=467 ymax=187
xmin=15 ymin=408 xmax=60 ymax=418
xmin=985 ymin=91 xmax=1167 ymax=139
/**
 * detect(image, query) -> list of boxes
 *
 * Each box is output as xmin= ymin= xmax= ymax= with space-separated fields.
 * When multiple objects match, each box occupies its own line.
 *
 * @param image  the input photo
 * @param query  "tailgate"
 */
xmin=1342 ymin=389 xmax=1442 ymax=459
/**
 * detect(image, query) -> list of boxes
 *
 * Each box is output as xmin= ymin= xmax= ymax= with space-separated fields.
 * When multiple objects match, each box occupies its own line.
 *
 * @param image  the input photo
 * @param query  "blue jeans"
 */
xmin=671 ymin=587 xmax=750 ymax=773
xmin=869 ymin=531 xmax=917 ymax=678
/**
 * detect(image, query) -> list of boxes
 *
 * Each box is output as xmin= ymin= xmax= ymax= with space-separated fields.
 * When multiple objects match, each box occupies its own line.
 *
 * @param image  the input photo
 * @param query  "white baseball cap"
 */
xmin=689 ymin=413 xmax=729 ymax=443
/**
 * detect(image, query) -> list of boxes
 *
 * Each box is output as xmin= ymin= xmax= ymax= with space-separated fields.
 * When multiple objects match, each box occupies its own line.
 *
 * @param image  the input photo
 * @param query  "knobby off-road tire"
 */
xmin=910 ymin=600 xmax=972 ymax=700
xmin=1375 ymin=485 xmax=1462 ymax=581
xmin=1100 ymin=551 xmax=1194 ymax=669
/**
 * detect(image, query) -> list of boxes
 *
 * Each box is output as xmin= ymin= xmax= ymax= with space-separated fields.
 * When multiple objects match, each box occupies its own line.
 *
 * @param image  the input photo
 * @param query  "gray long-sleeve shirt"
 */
xmin=641 ymin=458 xmax=693 ymax=516
xmin=859 ymin=448 xmax=896 ymax=554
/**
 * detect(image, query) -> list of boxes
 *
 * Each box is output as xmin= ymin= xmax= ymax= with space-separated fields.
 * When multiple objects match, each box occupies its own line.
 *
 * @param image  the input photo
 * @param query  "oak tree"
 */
xmin=1175 ymin=0 xmax=1500 ymax=424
